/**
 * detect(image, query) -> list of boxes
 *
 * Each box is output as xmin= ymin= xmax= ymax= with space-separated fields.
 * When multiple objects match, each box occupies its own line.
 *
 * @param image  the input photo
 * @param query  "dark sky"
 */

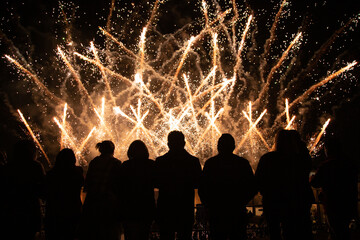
xmin=0 ymin=0 xmax=359 ymax=164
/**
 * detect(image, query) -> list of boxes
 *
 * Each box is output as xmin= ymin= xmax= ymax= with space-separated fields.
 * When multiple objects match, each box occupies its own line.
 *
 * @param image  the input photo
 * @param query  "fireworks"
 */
xmin=3 ymin=1 xmax=358 ymax=166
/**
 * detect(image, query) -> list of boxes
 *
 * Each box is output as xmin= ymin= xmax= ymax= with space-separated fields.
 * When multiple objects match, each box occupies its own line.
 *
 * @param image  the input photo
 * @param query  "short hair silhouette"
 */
xmin=54 ymin=148 xmax=76 ymax=169
xmin=274 ymin=129 xmax=294 ymax=153
xmin=95 ymin=140 xmax=115 ymax=155
xmin=217 ymin=133 xmax=235 ymax=154
xmin=167 ymin=131 xmax=185 ymax=150
xmin=13 ymin=139 xmax=37 ymax=161
xmin=127 ymin=140 xmax=149 ymax=160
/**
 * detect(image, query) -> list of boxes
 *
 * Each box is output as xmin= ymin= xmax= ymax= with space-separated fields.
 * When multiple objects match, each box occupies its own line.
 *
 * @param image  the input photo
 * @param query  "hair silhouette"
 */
xmin=95 ymin=140 xmax=115 ymax=155
xmin=13 ymin=139 xmax=37 ymax=162
xmin=54 ymin=148 xmax=76 ymax=169
xmin=127 ymin=140 xmax=149 ymax=160
xmin=217 ymin=133 xmax=235 ymax=154
xmin=167 ymin=130 xmax=185 ymax=150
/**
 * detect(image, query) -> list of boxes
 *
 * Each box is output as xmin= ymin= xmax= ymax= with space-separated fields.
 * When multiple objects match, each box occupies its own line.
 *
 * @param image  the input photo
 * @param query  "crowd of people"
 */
xmin=0 ymin=130 xmax=358 ymax=240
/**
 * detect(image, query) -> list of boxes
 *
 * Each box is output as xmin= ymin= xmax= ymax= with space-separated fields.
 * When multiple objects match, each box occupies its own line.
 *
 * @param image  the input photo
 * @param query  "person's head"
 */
xmin=96 ymin=140 xmax=115 ymax=156
xmin=127 ymin=140 xmax=149 ymax=160
xmin=288 ymin=130 xmax=304 ymax=154
xmin=55 ymin=148 xmax=76 ymax=169
xmin=167 ymin=131 xmax=185 ymax=150
xmin=217 ymin=133 xmax=235 ymax=154
xmin=13 ymin=139 xmax=37 ymax=162
xmin=275 ymin=129 xmax=294 ymax=153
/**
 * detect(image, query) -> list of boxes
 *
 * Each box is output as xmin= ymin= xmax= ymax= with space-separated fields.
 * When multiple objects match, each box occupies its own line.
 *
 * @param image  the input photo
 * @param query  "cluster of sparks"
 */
xmin=4 ymin=0 xmax=358 ymax=166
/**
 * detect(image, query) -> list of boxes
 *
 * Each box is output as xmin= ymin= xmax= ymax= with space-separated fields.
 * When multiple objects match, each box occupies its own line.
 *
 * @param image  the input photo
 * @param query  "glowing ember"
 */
xmin=4 ymin=1 xmax=358 ymax=166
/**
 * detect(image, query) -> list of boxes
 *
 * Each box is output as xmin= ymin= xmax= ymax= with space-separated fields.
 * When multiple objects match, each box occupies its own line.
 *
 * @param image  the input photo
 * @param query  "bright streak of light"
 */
xmin=173 ymin=36 xmax=196 ymax=81
xmin=310 ymin=118 xmax=331 ymax=153
xmin=237 ymin=15 xmax=253 ymax=56
xmin=53 ymin=117 xmax=78 ymax=151
xmin=90 ymin=42 xmax=116 ymax=105
xmin=5 ymin=55 xmax=60 ymax=102
xmin=196 ymin=78 xmax=235 ymax=117
xmin=60 ymin=103 xmax=68 ymax=149
xmin=235 ymin=109 xmax=267 ymax=152
xmin=78 ymin=127 xmax=96 ymax=153
xmin=195 ymin=108 xmax=224 ymax=148
xmin=289 ymin=61 xmax=358 ymax=109
xmin=202 ymin=0 xmax=209 ymax=26
xmin=139 ymin=27 xmax=147 ymax=73
xmin=57 ymin=47 xmax=97 ymax=109
xmin=18 ymin=110 xmax=51 ymax=165
xmin=285 ymin=98 xmax=290 ymax=124
xmin=285 ymin=116 xmax=296 ymax=130
xmin=94 ymin=107 xmax=115 ymax=141
xmin=242 ymin=111 xmax=271 ymax=151
xmin=257 ymin=32 xmax=302 ymax=104
xmin=213 ymin=33 xmax=218 ymax=68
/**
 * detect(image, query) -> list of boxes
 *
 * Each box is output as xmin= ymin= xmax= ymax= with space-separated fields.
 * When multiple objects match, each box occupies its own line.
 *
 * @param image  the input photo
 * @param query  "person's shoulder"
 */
xmin=111 ymin=157 xmax=122 ymax=167
xmin=260 ymin=151 xmax=278 ymax=160
xmin=146 ymin=158 xmax=155 ymax=165
xmin=204 ymin=155 xmax=218 ymax=164
xmin=155 ymin=153 xmax=168 ymax=162
xmin=187 ymin=152 xmax=199 ymax=162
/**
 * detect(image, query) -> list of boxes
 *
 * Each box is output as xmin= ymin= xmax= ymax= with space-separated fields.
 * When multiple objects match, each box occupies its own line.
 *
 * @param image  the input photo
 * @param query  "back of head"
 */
xmin=167 ymin=131 xmax=185 ymax=150
xmin=127 ymin=140 xmax=149 ymax=160
xmin=275 ymin=129 xmax=295 ymax=154
xmin=55 ymin=148 xmax=76 ymax=169
xmin=217 ymin=133 xmax=235 ymax=154
xmin=96 ymin=140 xmax=115 ymax=156
xmin=288 ymin=129 xmax=305 ymax=154
xmin=13 ymin=140 xmax=37 ymax=162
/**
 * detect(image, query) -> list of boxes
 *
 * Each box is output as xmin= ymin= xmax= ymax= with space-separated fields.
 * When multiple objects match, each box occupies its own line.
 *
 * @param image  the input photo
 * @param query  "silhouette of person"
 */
xmin=199 ymin=133 xmax=257 ymax=240
xmin=288 ymin=130 xmax=314 ymax=239
xmin=1 ymin=140 xmax=45 ymax=240
xmin=79 ymin=140 xmax=122 ymax=240
xmin=256 ymin=129 xmax=313 ymax=240
xmin=155 ymin=131 xmax=202 ymax=240
xmin=311 ymin=137 xmax=358 ymax=240
xmin=120 ymin=140 xmax=156 ymax=240
xmin=44 ymin=148 xmax=84 ymax=240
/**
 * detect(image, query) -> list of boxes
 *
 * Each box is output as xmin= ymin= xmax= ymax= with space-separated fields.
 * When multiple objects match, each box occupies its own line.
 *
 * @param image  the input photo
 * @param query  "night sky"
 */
xmin=0 ymin=0 xmax=359 ymax=166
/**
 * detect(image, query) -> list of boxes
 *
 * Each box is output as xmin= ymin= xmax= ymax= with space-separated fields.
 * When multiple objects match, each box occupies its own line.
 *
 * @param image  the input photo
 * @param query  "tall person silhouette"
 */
xmin=45 ymin=148 xmax=84 ymax=240
xmin=79 ymin=141 xmax=122 ymax=240
xmin=311 ymin=137 xmax=358 ymax=240
xmin=1 ymin=140 xmax=45 ymax=240
xmin=155 ymin=131 xmax=202 ymax=240
xmin=120 ymin=140 xmax=156 ymax=240
xmin=256 ymin=130 xmax=313 ymax=240
xmin=199 ymin=134 xmax=257 ymax=240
